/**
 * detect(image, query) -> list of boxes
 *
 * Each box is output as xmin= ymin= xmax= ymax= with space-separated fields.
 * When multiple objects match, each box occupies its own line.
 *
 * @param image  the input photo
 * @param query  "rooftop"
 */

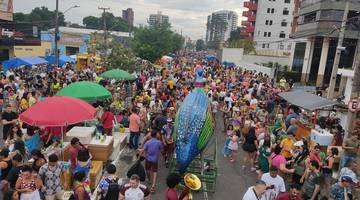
xmin=48 ymin=27 xmax=131 ymax=37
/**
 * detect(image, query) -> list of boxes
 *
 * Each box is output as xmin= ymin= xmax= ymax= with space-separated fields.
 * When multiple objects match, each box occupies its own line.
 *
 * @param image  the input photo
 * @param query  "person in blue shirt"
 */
xmin=143 ymin=129 xmax=163 ymax=193
xmin=97 ymin=164 xmax=122 ymax=200
xmin=329 ymin=176 xmax=354 ymax=200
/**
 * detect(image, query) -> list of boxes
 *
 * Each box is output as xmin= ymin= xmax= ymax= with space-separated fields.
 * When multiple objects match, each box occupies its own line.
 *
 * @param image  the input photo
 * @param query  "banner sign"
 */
xmin=0 ymin=22 xmax=41 ymax=46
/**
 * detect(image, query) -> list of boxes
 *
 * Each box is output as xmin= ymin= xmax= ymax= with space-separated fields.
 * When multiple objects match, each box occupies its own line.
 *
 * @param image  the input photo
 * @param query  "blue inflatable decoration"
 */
xmin=174 ymin=66 xmax=214 ymax=173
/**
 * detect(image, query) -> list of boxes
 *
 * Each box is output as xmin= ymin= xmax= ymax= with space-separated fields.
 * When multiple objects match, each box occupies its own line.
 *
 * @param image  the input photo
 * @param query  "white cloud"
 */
xmin=13 ymin=0 xmax=246 ymax=39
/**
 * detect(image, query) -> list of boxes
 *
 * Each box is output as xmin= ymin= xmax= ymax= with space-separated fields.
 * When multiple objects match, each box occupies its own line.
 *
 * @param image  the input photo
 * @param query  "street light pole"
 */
xmin=54 ymin=0 xmax=59 ymax=67
xmin=99 ymin=7 xmax=110 ymax=64
xmin=327 ymin=1 xmax=349 ymax=99
xmin=54 ymin=4 xmax=79 ymax=68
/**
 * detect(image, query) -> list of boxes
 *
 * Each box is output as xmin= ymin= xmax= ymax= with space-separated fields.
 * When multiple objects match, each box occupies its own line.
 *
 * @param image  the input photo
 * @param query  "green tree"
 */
xmin=228 ymin=39 xmax=256 ymax=54
xmin=83 ymin=16 xmax=100 ymax=29
xmin=131 ymin=23 xmax=184 ymax=62
xmin=196 ymin=39 xmax=206 ymax=51
xmin=229 ymin=27 xmax=244 ymax=42
xmin=13 ymin=7 xmax=65 ymax=30
xmin=83 ymin=12 xmax=129 ymax=32
xmin=107 ymin=41 xmax=137 ymax=72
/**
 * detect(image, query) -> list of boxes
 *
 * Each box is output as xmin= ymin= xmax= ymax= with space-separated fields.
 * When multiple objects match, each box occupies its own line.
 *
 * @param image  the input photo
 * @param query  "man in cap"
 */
xmin=329 ymin=176 xmax=356 ymax=200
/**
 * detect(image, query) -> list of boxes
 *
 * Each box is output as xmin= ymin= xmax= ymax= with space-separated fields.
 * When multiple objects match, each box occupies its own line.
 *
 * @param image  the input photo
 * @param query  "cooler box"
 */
xmin=88 ymin=136 xmax=114 ymax=162
xmin=311 ymin=129 xmax=333 ymax=146
xmin=65 ymin=126 xmax=95 ymax=144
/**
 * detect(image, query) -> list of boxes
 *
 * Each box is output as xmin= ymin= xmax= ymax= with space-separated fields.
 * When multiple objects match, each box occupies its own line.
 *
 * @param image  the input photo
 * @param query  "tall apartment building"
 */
xmin=290 ymin=0 xmax=360 ymax=103
xmin=148 ymin=11 xmax=169 ymax=26
xmin=122 ymin=8 xmax=134 ymax=27
xmin=251 ymin=0 xmax=295 ymax=55
xmin=206 ymin=10 xmax=238 ymax=43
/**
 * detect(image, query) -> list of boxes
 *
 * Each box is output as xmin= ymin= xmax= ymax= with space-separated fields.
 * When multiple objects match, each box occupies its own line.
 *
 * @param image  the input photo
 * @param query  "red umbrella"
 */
xmin=20 ymin=96 xmax=96 ymax=127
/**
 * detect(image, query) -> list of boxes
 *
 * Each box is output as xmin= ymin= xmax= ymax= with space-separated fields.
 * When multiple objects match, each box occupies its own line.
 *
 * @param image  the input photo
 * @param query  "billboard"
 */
xmin=0 ymin=22 xmax=41 ymax=46
xmin=0 ymin=0 xmax=13 ymax=21
xmin=59 ymin=33 xmax=84 ymax=46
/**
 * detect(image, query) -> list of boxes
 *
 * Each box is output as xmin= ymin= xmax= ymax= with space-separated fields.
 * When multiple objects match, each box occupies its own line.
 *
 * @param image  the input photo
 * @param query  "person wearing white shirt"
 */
xmin=242 ymin=180 xmax=267 ymax=200
xmin=260 ymin=166 xmax=286 ymax=200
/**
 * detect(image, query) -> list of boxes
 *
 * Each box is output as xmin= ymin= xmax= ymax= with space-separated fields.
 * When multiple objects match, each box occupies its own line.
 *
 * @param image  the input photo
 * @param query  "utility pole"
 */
xmin=346 ymin=27 xmax=360 ymax=137
xmin=327 ymin=1 xmax=349 ymax=99
xmin=54 ymin=0 xmax=59 ymax=67
xmin=98 ymin=7 xmax=110 ymax=64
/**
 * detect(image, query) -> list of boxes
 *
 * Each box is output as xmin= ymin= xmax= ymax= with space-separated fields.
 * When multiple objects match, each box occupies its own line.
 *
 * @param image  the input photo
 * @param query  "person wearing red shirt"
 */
xmin=277 ymin=184 xmax=303 ymax=200
xmin=68 ymin=137 xmax=82 ymax=170
xmin=165 ymin=173 xmax=189 ymax=200
xmin=100 ymin=107 xmax=115 ymax=136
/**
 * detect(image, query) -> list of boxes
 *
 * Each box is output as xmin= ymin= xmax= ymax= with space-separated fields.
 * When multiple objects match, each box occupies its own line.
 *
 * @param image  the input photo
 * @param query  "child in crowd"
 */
xmin=228 ymin=134 xmax=239 ymax=162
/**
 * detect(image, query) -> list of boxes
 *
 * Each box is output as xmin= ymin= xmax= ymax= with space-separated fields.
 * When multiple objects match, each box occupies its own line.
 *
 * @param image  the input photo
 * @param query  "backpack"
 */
xmin=127 ymin=160 xmax=146 ymax=182
xmin=100 ymin=178 xmax=120 ymax=200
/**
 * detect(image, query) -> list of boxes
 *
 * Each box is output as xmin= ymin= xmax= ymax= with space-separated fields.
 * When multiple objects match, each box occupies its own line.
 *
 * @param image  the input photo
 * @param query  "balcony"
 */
xmin=242 ymin=11 xmax=249 ymax=17
xmin=241 ymin=21 xmax=250 ymax=26
xmin=246 ymin=26 xmax=255 ymax=33
xmin=244 ymin=1 xmax=257 ymax=10
xmin=248 ymin=15 xmax=256 ymax=22
xmin=240 ymin=30 xmax=249 ymax=36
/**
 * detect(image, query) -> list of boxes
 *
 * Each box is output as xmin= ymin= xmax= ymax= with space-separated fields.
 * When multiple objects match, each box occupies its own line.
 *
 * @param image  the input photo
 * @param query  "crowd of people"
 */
xmin=0 ymin=51 xmax=358 ymax=200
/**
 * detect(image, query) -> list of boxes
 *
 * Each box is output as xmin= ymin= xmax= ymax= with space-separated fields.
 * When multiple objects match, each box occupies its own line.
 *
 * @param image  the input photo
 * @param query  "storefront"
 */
xmin=0 ymin=22 xmax=41 ymax=61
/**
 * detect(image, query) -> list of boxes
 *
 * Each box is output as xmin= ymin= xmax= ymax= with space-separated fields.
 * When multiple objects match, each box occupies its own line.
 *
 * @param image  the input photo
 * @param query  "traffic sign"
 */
xmin=348 ymin=98 xmax=360 ymax=112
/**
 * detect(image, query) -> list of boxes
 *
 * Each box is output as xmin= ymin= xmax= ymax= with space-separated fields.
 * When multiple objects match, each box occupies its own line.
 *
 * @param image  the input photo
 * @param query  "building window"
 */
xmin=262 ymin=44 xmax=266 ymax=48
xmin=267 ymin=8 xmax=271 ymax=13
xmin=266 ymin=20 xmax=269 ymax=25
xmin=285 ymin=0 xmax=290 ymax=3
xmin=279 ymin=33 xmax=286 ymax=38
xmin=281 ymin=21 xmax=287 ymax=27
xmin=267 ymin=44 xmax=270 ymax=48
xmin=268 ymin=32 xmax=271 ymax=37
xmin=270 ymin=20 xmax=273 ymax=25
xmin=279 ymin=44 xmax=284 ymax=50
xmin=264 ymin=32 xmax=267 ymax=37
xmin=303 ymin=12 xmax=316 ymax=23
xmin=271 ymin=8 xmax=275 ymax=13
xmin=283 ymin=8 xmax=289 ymax=15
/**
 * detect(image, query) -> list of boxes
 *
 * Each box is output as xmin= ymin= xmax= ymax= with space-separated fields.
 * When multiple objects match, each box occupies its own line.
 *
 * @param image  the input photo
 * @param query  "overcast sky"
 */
xmin=13 ymin=0 xmax=245 ymax=40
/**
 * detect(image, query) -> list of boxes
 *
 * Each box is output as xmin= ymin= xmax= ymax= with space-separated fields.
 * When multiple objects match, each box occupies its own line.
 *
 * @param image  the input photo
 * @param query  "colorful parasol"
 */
xmin=19 ymin=96 xmax=96 ymax=127
xmin=55 ymin=81 xmax=112 ymax=102
xmin=100 ymin=69 xmax=136 ymax=81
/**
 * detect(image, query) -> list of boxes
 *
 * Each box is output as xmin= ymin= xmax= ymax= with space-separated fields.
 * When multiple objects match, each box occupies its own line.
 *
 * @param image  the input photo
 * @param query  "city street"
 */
xmin=1 ymin=0 xmax=359 ymax=200
xmin=150 ymin=114 xmax=257 ymax=200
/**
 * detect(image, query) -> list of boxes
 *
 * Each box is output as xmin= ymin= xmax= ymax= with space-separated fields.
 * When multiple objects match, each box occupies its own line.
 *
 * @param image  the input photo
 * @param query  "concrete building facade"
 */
xmin=148 ymin=11 xmax=169 ymax=26
xmin=290 ymin=0 xmax=360 ymax=101
xmin=252 ymin=0 xmax=295 ymax=55
xmin=206 ymin=10 xmax=238 ymax=43
xmin=122 ymin=8 xmax=134 ymax=27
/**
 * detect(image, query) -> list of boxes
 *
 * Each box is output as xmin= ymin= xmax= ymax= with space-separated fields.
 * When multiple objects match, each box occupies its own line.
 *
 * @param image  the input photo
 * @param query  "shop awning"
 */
xmin=45 ymin=55 xmax=76 ymax=66
xmin=2 ymin=56 xmax=48 ymax=71
xmin=278 ymin=91 xmax=338 ymax=111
